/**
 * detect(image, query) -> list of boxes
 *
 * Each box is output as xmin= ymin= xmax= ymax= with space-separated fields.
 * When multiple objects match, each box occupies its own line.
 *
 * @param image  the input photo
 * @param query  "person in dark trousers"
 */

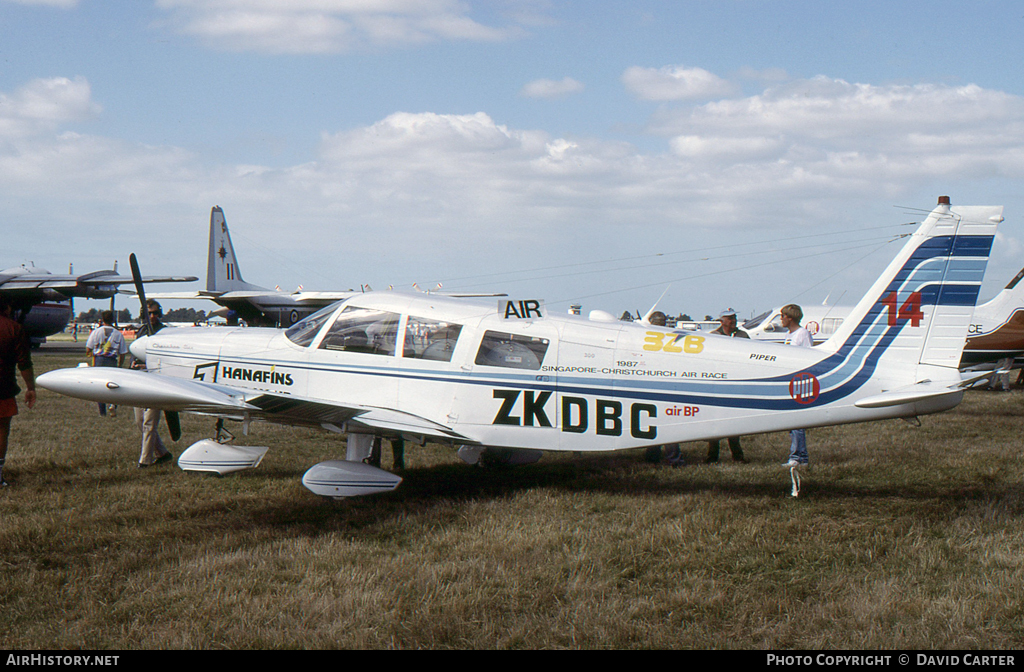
xmin=643 ymin=311 xmax=684 ymax=466
xmin=706 ymin=309 xmax=749 ymax=463
xmin=85 ymin=310 xmax=127 ymax=416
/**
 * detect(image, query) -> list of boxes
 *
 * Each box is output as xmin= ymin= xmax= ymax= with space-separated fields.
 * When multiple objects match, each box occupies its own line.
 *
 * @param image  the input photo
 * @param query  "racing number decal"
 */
xmin=643 ymin=332 xmax=705 ymax=354
xmin=881 ymin=291 xmax=924 ymax=327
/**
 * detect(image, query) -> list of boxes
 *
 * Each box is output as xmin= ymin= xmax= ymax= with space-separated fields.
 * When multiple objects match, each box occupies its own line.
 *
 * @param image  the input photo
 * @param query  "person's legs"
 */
xmin=788 ymin=429 xmax=808 ymax=464
xmin=706 ymin=440 xmax=720 ymax=463
xmin=0 ymin=415 xmax=11 ymax=484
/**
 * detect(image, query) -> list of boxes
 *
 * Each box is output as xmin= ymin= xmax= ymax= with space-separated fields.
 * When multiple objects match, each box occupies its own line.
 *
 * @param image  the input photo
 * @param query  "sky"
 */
xmin=3 ymin=0 xmax=1024 ymax=321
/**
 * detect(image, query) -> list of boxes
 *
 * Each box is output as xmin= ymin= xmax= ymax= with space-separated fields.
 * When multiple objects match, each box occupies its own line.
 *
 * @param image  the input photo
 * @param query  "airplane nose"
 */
xmin=129 ymin=335 xmax=149 ymax=364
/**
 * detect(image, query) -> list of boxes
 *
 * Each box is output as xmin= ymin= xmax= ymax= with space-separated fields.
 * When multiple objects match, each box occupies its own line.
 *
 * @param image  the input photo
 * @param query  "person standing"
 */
xmin=706 ymin=309 xmax=749 ymax=463
xmin=0 ymin=296 xmax=37 ymax=487
xmin=133 ymin=300 xmax=173 ymax=468
xmin=643 ymin=311 xmax=683 ymax=465
xmin=781 ymin=304 xmax=812 ymax=466
xmin=85 ymin=310 xmax=127 ymax=417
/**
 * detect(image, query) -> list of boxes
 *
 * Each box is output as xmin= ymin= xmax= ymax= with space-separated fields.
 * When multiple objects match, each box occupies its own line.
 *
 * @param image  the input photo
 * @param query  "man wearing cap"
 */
xmin=706 ymin=309 xmax=749 ymax=464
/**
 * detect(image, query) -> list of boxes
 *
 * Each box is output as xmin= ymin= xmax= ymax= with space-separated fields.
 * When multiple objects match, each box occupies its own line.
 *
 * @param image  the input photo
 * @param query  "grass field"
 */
xmin=2 ymin=349 xmax=1023 ymax=649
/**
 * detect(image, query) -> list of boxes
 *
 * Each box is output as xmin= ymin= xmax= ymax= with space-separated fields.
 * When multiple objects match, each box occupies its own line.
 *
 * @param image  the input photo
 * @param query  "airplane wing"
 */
xmin=0 ymin=271 xmax=196 ymax=298
xmin=36 ymin=366 xmax=473 ymax=442
xmin=122 ymin=290 xmax=217 ymax=300
xmin=291 ymin=291 xmax=358 ymax=302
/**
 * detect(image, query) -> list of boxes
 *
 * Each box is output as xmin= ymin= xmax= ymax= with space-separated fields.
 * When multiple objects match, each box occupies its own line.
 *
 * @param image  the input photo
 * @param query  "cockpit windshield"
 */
xmin=284 ymin=302 xmax=341 ymax=347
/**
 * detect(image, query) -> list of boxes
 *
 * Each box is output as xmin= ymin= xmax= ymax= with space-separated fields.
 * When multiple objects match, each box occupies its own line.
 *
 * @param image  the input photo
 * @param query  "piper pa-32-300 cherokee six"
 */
xmin=38 ymin=197 xmax=1004 ymax=498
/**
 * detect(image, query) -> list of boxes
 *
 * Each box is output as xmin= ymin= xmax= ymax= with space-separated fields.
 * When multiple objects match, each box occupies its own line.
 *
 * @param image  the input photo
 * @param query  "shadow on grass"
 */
xmin=211 ymin=451 xmax=1024 ymax=536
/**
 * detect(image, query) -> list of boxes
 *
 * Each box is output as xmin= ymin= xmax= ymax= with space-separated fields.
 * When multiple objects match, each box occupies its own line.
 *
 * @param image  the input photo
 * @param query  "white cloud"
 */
xmin=155 ymin=0 xmax=525 ymax=53
xmin=0 ymin=76 xmax=100 ymax=138
xmin=520 ymin=77 xmax=584 ymax=99
xmin=622 ymin=65 xmax=738 ymax=101
xmin=5 ymin=74 xmax=1024 ymax=310
xmin=649 ymin=77 xmax=1024 ymax=186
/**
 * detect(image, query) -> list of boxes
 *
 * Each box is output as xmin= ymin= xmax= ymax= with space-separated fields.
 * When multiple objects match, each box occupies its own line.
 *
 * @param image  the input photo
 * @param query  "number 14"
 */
xmin=881 ymin=291 xmax=924 ymax=327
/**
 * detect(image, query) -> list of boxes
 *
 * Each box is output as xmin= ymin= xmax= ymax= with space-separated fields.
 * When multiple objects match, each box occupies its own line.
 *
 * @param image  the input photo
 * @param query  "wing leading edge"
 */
xmin=36 ymin=366 xmax=471 ymax=442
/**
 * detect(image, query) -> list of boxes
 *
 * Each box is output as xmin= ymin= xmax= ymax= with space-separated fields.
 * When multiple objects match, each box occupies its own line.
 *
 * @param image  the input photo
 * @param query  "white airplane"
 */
xmin=38 ymin=197 xmax=1003 ymax=498
xmin=745 ymin=262 xmax=1024 ymax=369
xmin=0 ymin=262 xmax=196 ymax=345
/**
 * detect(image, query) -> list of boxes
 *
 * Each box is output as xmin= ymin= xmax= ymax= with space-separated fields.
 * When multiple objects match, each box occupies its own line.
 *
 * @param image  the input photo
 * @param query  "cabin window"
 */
xmin=822 ymin=317 xmax=843 ymax=335
xmin=403 ymin=317 xmax=463 ymax=362
xmin=319 ymin=306 xmax=401 ymax=356
xmin=762 ymin=314 xmax=785 ymax=333
xmin=743 ymin=310 xmax=771 ymax=330
xmin=475 ymin=331 xmax=549 ymax=370
xmin=284 ymin=304 xmax=337 ymax=347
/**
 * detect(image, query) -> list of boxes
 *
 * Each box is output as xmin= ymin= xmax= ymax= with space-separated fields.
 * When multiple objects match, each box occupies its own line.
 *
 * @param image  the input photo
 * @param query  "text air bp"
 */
xmin=490 ymin=389 xmax=702 ymax=439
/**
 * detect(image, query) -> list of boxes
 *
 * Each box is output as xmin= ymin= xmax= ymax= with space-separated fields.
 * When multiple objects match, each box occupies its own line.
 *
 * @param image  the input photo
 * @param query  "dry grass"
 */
xmin=2 ymin=350 xmax=1023 ymax=649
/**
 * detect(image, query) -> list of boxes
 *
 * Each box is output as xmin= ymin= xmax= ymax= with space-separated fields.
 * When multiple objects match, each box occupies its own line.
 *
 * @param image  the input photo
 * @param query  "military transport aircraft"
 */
xmin=146 ymin=206 xmax=504 ymax=327
xmin=0 ymin=262 xmax=196 ymax=345
xmin=745 ymin=262 xmax=1024 ymax=369
xmin=141 ymin=206 xmax=356 ymax=327
xmin=38 ymin=197 xmax=1003 ymax=498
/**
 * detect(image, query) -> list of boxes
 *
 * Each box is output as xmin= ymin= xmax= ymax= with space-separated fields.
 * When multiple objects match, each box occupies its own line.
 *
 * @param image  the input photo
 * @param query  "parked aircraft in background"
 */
xmin=744 ymin=303 xmax=852 ymax=345
xmin=38 ymin=197 xmax=1003 ymax=498
xmin=142 ymin=206 xmax=356 ymax=327
xmin=0 ymin=262 xmax=196 ymax=345
xmin=145 ymin=206 xmax=504 ymax=328
xmin=744 ymin=263 xmax=1024 ymax=371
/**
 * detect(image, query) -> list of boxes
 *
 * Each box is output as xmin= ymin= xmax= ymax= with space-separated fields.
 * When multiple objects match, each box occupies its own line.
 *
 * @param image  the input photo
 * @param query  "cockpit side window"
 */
xmin=743 ymin=310 xmax=771 ymax=330
xmin=475 ymin=330 xmax=549 ymax=370
xmin=319 ymin=306 xmax=401 ymax=356
xmin=284 ymin=305 xmax=337 ymax=347
xmin=403 ymin=316 xmax=463 ymax=362
xmin=763 ymin=314 xmax=785 ymax=333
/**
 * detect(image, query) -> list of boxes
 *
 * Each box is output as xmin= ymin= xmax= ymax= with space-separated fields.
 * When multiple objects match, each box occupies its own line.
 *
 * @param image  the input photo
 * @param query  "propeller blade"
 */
xmin=129 ymin=253 xmax=148 ymax=336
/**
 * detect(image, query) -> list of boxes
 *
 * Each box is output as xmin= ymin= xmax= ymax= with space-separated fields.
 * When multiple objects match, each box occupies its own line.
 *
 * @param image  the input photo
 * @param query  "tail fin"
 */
xmin=969 ymin=263 xmax=1024 ymax=327
xmin=206 ymin=206 xmax=268 ymax=293
xmin=822 ymin=197 xmax=1002 ymax=369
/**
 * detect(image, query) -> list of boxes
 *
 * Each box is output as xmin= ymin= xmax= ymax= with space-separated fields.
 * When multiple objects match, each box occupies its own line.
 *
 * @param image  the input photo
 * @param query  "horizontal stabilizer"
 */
xmin=854 ymin=382 xmax=963 ymax=408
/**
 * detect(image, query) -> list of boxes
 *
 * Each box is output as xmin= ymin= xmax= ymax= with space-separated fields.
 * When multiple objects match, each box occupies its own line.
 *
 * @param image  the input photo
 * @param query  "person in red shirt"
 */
xmin=0 ymin=295 xmax=37 ymax=487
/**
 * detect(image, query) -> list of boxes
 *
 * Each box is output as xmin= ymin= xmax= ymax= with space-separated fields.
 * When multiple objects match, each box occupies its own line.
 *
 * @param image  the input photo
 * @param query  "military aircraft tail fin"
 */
xmin=821 ymin=197 xmax=1003 ymax=369
xmin=206 ymin=206 xmax=269 ymax=294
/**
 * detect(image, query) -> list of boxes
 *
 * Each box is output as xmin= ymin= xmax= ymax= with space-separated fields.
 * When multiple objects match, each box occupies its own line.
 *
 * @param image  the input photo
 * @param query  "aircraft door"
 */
xmin=310 ymin=306 xmax=403 ymax=409
xmin=450 ymin=322 xmax=559 ymax=450
xmin=556 ymin=322 xmax=621 ymax=450
xmin=397 ymin=315 xmax=468 ymax=427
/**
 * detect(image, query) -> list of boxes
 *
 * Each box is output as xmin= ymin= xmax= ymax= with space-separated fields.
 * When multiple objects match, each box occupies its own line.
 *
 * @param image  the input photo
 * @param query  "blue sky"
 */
xmin=3 ymin=0 xmax=1024 ymax=319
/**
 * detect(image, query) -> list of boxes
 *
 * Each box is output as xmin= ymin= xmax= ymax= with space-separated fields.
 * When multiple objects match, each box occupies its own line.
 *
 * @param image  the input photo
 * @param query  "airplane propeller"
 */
xmin=129 ymin=253 xmax=182 ymax=442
